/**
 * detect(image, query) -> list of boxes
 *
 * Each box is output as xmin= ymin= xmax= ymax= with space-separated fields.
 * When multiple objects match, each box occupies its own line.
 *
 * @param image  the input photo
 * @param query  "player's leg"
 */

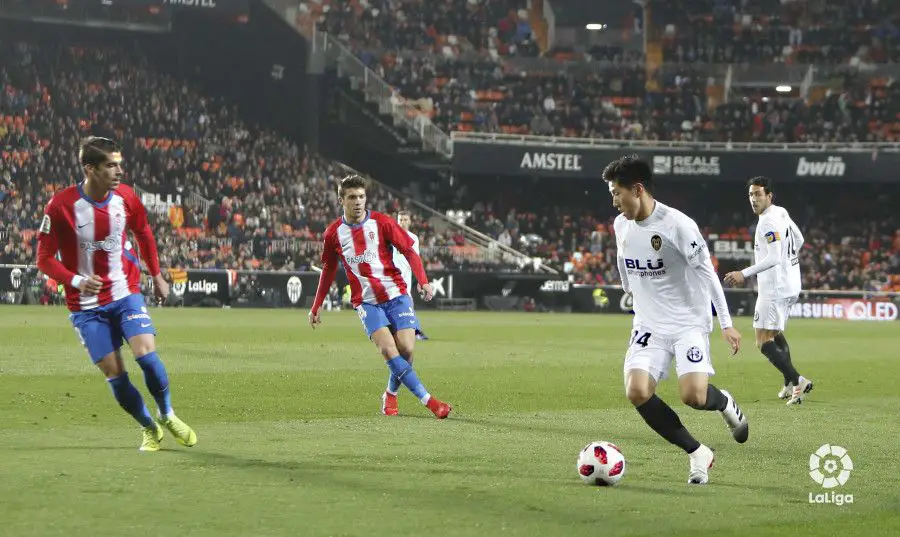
xmin=358 ymin=303 xmax=402 ymax=415
xmin=675 ymin=332 xmax=749 ymax=444
xmin=72 ymin=310 xmax=160 ymax=450
xmin=372 ymin=327 xmax=451 ymax=418
xmin=754 ymin=297 xmax=809 ymax=401
xmin=118 ymin=294 xmax=197 ymax=447
xmin=623 ymin=329 xmax=712 ymax=483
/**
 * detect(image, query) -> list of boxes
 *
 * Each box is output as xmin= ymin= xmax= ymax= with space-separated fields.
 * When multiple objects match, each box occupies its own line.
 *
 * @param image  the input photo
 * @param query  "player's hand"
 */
xmin=722 ymin=327 xmax=742 ymax=356
xmin=723 ymin=271 xmax=745 ymax=287
xmin=152 ymin=274 xmax=169 ymax=305
xmin=418 ymin=283 xmax=435 ymax=302
xmin=308 ymin=310 xmax=322 ymax=329
xmin=78 ymin=274 xmax=103 ymax=296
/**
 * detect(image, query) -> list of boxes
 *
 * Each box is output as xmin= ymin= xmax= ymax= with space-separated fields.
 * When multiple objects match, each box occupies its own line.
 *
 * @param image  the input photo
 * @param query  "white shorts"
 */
xmin=753 ymin=296 xmax=797 ymax=331
xmin=623 ymin=326 xmax=716 ymax=383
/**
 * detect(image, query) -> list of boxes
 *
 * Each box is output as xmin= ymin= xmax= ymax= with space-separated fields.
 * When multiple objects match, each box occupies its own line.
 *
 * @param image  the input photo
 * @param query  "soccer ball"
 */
xmin=577 ymin=441 xmax=626 ymax=486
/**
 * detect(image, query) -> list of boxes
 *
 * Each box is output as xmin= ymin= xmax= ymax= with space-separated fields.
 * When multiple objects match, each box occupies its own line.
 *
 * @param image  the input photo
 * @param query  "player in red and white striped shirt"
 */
xmin=309 ymin=175 xmax=452 ymax=419
xmin=36 ymin=137 xmax=197 ymax=452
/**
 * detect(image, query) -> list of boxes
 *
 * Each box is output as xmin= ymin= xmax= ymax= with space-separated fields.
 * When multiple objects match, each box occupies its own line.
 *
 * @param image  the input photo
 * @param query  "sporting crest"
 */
xmin=650 ymin=234 xmax=662 ymax=251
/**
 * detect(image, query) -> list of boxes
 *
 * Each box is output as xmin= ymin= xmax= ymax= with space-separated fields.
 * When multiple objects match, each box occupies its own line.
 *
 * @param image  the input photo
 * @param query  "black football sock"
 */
xmin=761 ymin=340 xmax=800 ymax=385
xmin=774 ymin=332 xmax=790 ymax=356
xmin=702 ymin=384 xmax=728 ymax=411
xmin=635 ymin=395 xmax=701 ymax=454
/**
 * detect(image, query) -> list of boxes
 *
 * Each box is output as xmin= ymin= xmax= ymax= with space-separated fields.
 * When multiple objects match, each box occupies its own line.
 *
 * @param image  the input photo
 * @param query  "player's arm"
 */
xmin=738 ymin=227 xmax=782 ymax=279
xmin=125 ymin=188 xmax=169 ymax=302
xmin=676 ymin=219 xmax=740 ymax=352
xmin=309 ymin=230 xmax=340 ymax=326
xmin=613 ymin=221 xmax=631 ymax=293
xmin=385 ymin=219 xmax=431 ymax=297
xmin=36 ymin=202 xmax=98 ymax=293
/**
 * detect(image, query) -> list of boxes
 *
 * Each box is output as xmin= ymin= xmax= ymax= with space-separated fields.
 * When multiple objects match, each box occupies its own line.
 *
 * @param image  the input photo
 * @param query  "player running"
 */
xmin=308 ymin=175 xmax=451 ymax=419
xmin=605 ymin=155 xmax=748 ymax=485
xmin=724 ymin=176 xmax=813 ymax=405
xmin=393 ymin=210 xmax=429 ymax=341
xmin=36 ymin=136 xmax=197 ymax=452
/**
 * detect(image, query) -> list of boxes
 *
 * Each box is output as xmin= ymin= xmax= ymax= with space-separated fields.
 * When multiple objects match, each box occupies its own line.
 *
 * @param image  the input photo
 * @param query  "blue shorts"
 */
xmin=357 ymin=294 xmax=420 ymax=338
xmin=69 ymin=293 xmax=156 ymax=363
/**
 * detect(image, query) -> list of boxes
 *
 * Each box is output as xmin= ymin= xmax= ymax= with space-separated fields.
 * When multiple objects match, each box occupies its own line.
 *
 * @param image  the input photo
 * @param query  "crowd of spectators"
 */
xmin=2 ymin=30 xmax=898 ymax=293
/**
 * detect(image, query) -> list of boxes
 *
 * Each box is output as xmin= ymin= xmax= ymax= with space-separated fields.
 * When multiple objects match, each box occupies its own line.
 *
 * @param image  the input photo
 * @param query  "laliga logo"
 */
xmin=808 ymin=444 xmax=854 ymax=506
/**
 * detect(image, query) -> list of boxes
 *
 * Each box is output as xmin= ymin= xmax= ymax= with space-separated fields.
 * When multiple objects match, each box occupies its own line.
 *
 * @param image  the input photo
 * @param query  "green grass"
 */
xmin=1 ymin=306 xmax=898 ymax=537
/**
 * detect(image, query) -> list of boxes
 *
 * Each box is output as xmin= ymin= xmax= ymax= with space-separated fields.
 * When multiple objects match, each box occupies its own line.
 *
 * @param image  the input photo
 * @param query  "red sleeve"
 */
xmin=382 ymin=216 xmax=428 ymax=286
xmin=311 ymin=228 xmax=340 ymax=314
xmin=36 ymin=200 xmax=78 ymax=286
xmin=124 ymin=188 xmax=161 ymax=277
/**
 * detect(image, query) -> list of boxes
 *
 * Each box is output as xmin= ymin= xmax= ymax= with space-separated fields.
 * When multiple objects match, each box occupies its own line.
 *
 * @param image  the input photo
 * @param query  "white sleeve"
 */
xmin=410 ymin=232 xmax=420 ymax=255
xmin=676 ymin=217 xmax=733 ymax=329
xmin=613 ymin=220 xmax=630 ymax=293
xmin=741 ymin=218 xmax=783 ymax=278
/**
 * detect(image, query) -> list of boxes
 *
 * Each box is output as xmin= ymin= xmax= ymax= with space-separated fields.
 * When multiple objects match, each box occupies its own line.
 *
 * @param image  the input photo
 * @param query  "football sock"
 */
xmin=703 ymin=384 xmax=728 ymax=411
xmin=107 ymin=373 xmax=155 ymax=428
xmin=761 ymin=340 xmax=800 ymax=385
xmin=635 ymin=395 xmax=701 ymax=454
xmin=773 ymin=333 xmax=799 ymax=385
xmin=136 ymin=352 xmax=172 ymax=417
xmin=386 ymin=374 xmax=401 ymax=395
xmin=385 ymin=356 xmax=430 ymax=403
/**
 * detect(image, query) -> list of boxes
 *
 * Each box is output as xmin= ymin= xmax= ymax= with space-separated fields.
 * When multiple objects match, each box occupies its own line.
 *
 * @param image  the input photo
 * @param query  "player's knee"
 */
xmin=625 ymin=385 xmax=653 ymax=406
xmin=681 ymin=390 xmax=706 ymax=409
xmin=378 ymin=345 xmax=400 ymax=361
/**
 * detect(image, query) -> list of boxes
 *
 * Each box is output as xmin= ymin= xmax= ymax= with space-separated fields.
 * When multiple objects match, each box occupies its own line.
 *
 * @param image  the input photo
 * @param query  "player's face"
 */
xmin=608 ymin=181 xmax=641 ymax=220
xmin=748 ymin=185 xmax=772 ymax=215
xmin=88 ymin=152 xmax=124 ymax=192
xmin=341 ymin=187 xmax=367 ymax=222
xmin=397 ymin=214 xmax=411 ymax=230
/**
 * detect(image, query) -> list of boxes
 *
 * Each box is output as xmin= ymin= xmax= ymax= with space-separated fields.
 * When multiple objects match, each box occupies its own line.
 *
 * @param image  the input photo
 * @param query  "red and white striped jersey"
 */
xmin=320 ymin=211 xmax=425 ymax=307
xmin=36 ymin=183 xmax=160 ymax=312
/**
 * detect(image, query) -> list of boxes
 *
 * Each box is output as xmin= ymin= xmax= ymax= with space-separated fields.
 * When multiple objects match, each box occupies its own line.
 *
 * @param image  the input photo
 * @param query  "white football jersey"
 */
xmin=615 ymin=202 xmax=732 ymax=336
xmin=744 ymin=205 xmax=803 ymax=299
xmin=392 ymin=229 xmax=420 ymax=290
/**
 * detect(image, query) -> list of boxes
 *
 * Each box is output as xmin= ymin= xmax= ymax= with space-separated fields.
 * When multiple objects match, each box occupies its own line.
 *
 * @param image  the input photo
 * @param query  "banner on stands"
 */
xmin=451 ymin=142 xmax=900 ymax=182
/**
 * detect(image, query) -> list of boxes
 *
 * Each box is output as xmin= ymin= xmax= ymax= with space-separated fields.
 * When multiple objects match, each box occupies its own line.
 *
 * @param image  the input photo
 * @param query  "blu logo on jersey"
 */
xmin=624 ymin=258 xmax=665 ymax=270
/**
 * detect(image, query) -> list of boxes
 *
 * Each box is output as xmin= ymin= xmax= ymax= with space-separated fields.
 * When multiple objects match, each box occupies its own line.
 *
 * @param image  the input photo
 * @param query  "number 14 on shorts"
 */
xmin=630 ymin=330 xmax=651 ymax=348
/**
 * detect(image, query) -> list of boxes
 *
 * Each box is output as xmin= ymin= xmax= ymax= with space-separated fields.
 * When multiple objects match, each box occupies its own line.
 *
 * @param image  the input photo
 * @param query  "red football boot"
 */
xmin=381 ymin=392 xmax=399 ymax=416
xmin=425 ymin=397 xmax=452 ymax=419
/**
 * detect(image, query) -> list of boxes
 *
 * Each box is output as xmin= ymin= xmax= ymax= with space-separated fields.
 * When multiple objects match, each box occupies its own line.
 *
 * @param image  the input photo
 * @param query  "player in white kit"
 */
xmin=724 ymin=177 xmax=813 ymax=405
xmin=605 ymin=156 xmax=749 ymax=485
xmin=392 ymin=211 xmax=428 ymax=341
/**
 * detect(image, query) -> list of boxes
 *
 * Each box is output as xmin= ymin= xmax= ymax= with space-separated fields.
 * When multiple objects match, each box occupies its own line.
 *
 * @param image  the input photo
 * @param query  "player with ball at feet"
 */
xmin=605 ymin=155 xmax=749 ymax=485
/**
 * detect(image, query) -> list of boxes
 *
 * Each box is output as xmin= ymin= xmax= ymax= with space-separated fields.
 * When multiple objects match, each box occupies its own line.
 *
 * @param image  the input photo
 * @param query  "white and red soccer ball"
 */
xmin=577 ymin=441 xmax=626 ymax=486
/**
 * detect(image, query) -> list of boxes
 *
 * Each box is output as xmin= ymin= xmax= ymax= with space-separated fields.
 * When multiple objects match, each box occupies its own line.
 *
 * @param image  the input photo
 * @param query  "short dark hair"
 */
xmin=747 ymin=175 xmax=774 ymax=195
xmin=396 ymin=210 xmax=411 ymax=218
xmin=79 ymin=136 xmax=122 ymax=167
xmin=337 ymin=174 xmax=367 ymax=198
xmin=602 ymin=154 xmax=653 ymax=194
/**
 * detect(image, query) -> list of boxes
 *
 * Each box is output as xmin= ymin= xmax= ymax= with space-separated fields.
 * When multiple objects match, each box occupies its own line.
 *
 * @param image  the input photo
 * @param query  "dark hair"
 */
xmin=747 ymin=175 xmax=774 ymax=196
xmin=396 ymin=210 xmax=411 ymax=218
xmin=79 ymin=136 xmax=122 ymax=167
xmin=337 ymin=174 xmax=368 ymax=198
xmin=602 ymin=154 xmax=653 ymax=195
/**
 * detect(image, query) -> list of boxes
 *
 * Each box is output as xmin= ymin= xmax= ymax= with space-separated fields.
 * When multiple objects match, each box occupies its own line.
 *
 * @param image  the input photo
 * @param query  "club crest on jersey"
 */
xmin=650 ymin=234 xmax=662 ymax=251
xmin=368 ymin=231 xmax=375 ymax=241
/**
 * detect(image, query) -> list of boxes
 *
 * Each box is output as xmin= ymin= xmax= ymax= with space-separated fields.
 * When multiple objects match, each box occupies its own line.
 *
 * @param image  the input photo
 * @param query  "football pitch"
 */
xmin=1 ymin=306 xmax=898 ymax=537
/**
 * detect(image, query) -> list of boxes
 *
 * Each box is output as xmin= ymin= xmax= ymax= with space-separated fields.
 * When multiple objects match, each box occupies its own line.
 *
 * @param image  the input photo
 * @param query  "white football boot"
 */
xmin=688 ymin=444 xmax=715 ymax=485
xmin=786 ymin=376 xmax=814 ymax=405
xmin=719 ymin=390 xmax=750 ymax=443
xmin=778 ymin=383 xmax=794 ymax=400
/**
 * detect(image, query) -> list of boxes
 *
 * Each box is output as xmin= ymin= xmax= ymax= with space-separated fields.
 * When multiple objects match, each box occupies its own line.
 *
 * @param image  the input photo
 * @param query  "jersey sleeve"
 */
xmin=124 ymin=187 xmax=161 ymax=277
xmin=675 ymin=216 xmax=733 ymax=329
xmin=741 ymin=215 xmax=783 ymax=278
xmin=36 ymin=197 xmax=81 ymax=287
xmin=613 ymin=218 xmax=630 ymax=293
xmin=382 ymin=217 xmax=428 ymax=286
xmin=311 ymin=228 xmax=340 ymax=314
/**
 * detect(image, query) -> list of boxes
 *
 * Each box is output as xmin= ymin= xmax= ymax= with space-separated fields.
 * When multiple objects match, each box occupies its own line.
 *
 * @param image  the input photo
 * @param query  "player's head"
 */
xmin=602 ymin=154 xmax=654 ymax=220
xmin=80 ymin=136 xmax=124 ymax=191
xmin=338 ymin=174 xmax=368 ymax=222
xmin=396 ymin=210 xmax=412 ymax=230
xmin=747 ymin=176 xmax=774 ymax=215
